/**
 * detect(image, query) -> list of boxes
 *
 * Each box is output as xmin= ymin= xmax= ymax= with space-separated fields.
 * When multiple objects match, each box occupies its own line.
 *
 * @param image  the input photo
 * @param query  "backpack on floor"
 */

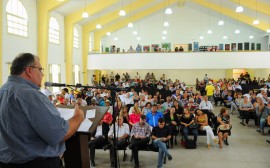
xmin=185 ymin=139 xmax=196 ymax=149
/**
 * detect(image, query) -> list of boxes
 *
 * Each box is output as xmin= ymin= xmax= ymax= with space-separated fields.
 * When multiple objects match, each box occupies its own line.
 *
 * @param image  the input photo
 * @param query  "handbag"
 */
xmin=185 ymin=139 xmax=196 ymax=149
xmin=217 ymin=124 xmax=232 ymax=131
xmin=189 ymin=123 xmax=199 ymax=129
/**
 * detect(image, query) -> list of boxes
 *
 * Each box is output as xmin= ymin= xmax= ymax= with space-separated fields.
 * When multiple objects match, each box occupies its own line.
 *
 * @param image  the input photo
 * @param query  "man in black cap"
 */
xmin=129 ymin=115 xmax=151 ymax=168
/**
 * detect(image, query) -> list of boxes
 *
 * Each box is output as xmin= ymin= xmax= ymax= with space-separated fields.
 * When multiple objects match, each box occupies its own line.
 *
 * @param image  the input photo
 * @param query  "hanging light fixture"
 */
xmin=267 ymin=20 xmax=270 ymax=33
xmin=106 ymin=25 xmax=111 ymax=36
xmin=127 ymin=0 xmax=133 ymax=27
xmin=96 ymin=15 xmax=101 ymax=29
xmin=199 ymin=7 xmax=204 ymax=39
xmin=267 ymin=17 xmax=270 ymax=33
xmin=162 ymin=30 xmax=168 ymax=35
xmin=128 ymin=22 xmax=134 ymax=28
xmin=119 ymin=0 xmax=126 ymax=16
xmin=207 ymin=0 xmax=212 ymax=34
xmin=82 ymin=0 xmax=89 ymax=18
xmin=236 ymin=0 xmax=244 ymax=13
xmin=136 ymin=24 xmax=141 ymax=40
xmin=165 ymin=0 xmax=172 ymax=15
xmin=218 ymin=0 xmax=224 ymax=25
xmin=235 ymin=14 xmax=240 ymax=34
xmin=162 ymin=36 xmax=166 ymax=40
xmin=223 ymin=16 xmax=227 ymax=39
xmin=253 ymin=0 xmax=259 ymax=25
xmin=163 ymin=21 xmax=169 ymax=27
xmin=249 ymin=26 xmax=254 ymax=39
xmin=163 ymin=1 xmax=170 ymax=27
xmin=133 ymin=31 xmax=138 ymax=35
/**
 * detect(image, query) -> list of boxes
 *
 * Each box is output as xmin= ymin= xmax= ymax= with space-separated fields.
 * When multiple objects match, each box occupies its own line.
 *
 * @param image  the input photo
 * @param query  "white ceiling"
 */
xmin=51 ymin=0 xmax=270 ymax=27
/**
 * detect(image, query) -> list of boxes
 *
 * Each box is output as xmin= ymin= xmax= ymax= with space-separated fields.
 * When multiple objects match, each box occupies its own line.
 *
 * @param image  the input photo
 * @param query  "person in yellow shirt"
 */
xmin=205 ymin=81 xmax=215 ymax=102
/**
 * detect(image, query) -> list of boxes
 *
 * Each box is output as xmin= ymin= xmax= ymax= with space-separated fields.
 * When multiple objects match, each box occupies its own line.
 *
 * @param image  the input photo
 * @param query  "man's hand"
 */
xmin=74 ymin=104 xmax=84 ymax=121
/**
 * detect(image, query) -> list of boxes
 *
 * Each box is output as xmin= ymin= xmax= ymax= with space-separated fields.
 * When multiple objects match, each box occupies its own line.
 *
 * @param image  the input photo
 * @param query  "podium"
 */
xmin=59 ymin=105 xmax=109 ymax=168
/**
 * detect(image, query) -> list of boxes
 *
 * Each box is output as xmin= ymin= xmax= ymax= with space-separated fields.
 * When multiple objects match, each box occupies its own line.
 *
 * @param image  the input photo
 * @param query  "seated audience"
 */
xmin=255 ymin=97 xmax=270 ymax=135
xmin=88 ymin=120 xmax=110 ymax=167
xmin=129 ymin=100 xmax=141 ymax=115
xmin=214 ymin=87 xmax=222 ymax=106
xmin=151 ymin=118 xmax=173 ymax=168
xmin=129 ymin=106 xmax=141 ymax=127
xmin=146 ymin=104 xmax=164 ymax=128
xmin=120 ymin=106 xmax=129 ymax=124
xmin=239 ymin=96 xmax=255 ymax=126
xmin=103 ymin=116 xmax=130 ymax=167
xmin=164 ymin=107 xmax=179 ymax=147
xmin=129 ymin=115 xmax=151 ymax=168
xmin=195 ymin=109 xmax=219 ymax=149
xmin=173 ymin=100 xmax=184 ymax=118
xmin=224 ymin=91 xmax=238 ymax=114
xmin=142 ymin=102 xmax=152 ymax=115
xmin=180 ymin=108 xmax=198 ymax=146
xmin=217 ymin=108 xmax=231 ymax=148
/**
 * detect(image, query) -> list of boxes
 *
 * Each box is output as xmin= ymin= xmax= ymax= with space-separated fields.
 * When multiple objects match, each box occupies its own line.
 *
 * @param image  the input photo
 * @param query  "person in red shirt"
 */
xmin=102 ymin=111 xmax=113 ymax=126
xmin=129 ymin=107 xmax=141 ymax=127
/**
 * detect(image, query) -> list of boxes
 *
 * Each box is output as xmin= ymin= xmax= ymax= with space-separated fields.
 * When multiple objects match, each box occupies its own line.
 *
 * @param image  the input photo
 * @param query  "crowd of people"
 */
xmin=40 ymin=71 xmax=270 ymax=168
xmin=2 ymin=53 xmax=269 ymax=168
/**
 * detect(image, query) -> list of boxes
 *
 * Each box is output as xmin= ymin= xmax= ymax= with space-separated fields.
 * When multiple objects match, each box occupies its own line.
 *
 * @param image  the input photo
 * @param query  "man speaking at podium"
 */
xmin=0 ymin=53 xmax=84 ymax=168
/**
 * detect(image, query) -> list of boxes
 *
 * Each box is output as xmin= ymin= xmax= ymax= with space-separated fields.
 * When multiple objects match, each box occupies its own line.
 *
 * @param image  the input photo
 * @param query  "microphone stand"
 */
xmin=46 ymin=83 xmax=126 ymax=168
xmin=110 ymin=89 xmax=118 ymax=168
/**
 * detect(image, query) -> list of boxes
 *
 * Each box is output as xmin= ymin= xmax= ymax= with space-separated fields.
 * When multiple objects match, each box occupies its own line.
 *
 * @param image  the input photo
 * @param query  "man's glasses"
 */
xmin=29 ymin=66 xmax=44 ymax=72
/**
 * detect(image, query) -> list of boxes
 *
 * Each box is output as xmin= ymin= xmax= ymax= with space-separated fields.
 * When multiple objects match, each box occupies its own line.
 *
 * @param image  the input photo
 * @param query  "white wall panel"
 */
xmin=88 ymin=52 xmax=270 ymax=70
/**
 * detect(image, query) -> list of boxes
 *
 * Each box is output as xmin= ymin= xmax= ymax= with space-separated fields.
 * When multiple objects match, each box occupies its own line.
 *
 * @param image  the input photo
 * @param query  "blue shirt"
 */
xmin=0 ymin=76 xmax=69 ymax=163
xmin=146 ymin=111 xmax=164 ymax=127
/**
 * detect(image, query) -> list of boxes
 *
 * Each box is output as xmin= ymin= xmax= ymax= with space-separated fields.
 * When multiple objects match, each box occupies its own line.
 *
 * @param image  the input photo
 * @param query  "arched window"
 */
xmin=73 ymin=27 xmax=79 ymax=48
xmin=49 ymin=17 xmax=60 ymax=44
xmin=6 ymin=0 xmax=28 ymax=37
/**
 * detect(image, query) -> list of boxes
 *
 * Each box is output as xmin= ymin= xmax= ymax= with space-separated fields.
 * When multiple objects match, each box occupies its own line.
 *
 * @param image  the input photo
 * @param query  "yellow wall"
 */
xmin=246 ymin=69 xmax=254 ymax=79
xmin=226 ymin=69 xmax=233 ymax=79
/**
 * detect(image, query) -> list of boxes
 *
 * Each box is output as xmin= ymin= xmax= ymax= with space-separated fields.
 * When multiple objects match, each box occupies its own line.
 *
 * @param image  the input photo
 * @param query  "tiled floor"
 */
xmin=92 ymin=107 xmax=270 ymax=168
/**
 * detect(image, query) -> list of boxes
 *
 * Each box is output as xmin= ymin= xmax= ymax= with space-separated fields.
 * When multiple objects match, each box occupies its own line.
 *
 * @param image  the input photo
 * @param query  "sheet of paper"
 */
xmin=86 ymin=109 xmax=96 ymax=118
xmin=57 ymin=108 xmax=74 ymax=120
xmin=77 ymin=119 xmax=92 ymax=132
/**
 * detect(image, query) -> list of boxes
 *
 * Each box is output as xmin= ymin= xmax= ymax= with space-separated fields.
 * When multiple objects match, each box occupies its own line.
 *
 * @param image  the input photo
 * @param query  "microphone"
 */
xmin=44 ymin=82 xmax=66 ymax=87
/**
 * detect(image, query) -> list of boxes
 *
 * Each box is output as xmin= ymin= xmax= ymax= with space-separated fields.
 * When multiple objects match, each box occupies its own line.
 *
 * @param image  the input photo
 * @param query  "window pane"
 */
xmin=6 ymin=1 xmax=28 ymax=37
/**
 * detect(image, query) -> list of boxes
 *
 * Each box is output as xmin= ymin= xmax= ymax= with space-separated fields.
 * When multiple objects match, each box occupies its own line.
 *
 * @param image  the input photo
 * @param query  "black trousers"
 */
xmin=89 ymin=136 xmax=107 ymax=162
xmin=241 ymin=111 xmax=258 ymax=125
xmin=109 ymin=138 xmax=128 ymax=163
xmin=214 ymin=97 xmax=222 ymax=105
xmin=130 ymin=137 xmax=150 ymax=165
xmin=0 ymin=157 xmax=62 ymax=168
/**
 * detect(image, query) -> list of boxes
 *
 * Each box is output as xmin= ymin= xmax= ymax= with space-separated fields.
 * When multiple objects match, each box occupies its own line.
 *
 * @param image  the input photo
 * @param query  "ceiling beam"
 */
xmin=93 ymin=0 xmax=178 ymax=51
xmin=230 ymin=0 xmax=270 ymax=16
xmin=65 ymin=0 xmax=120 ymax=24
xmin=64 ymin=0 xmax=119 ymax=84
xmin=81 ymin=0 xmax=155 ymax=83
xmin=83 ymin=0 xmax=155 ymax=33
xmin=192 ymin=0 xmax=269 ymax=32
